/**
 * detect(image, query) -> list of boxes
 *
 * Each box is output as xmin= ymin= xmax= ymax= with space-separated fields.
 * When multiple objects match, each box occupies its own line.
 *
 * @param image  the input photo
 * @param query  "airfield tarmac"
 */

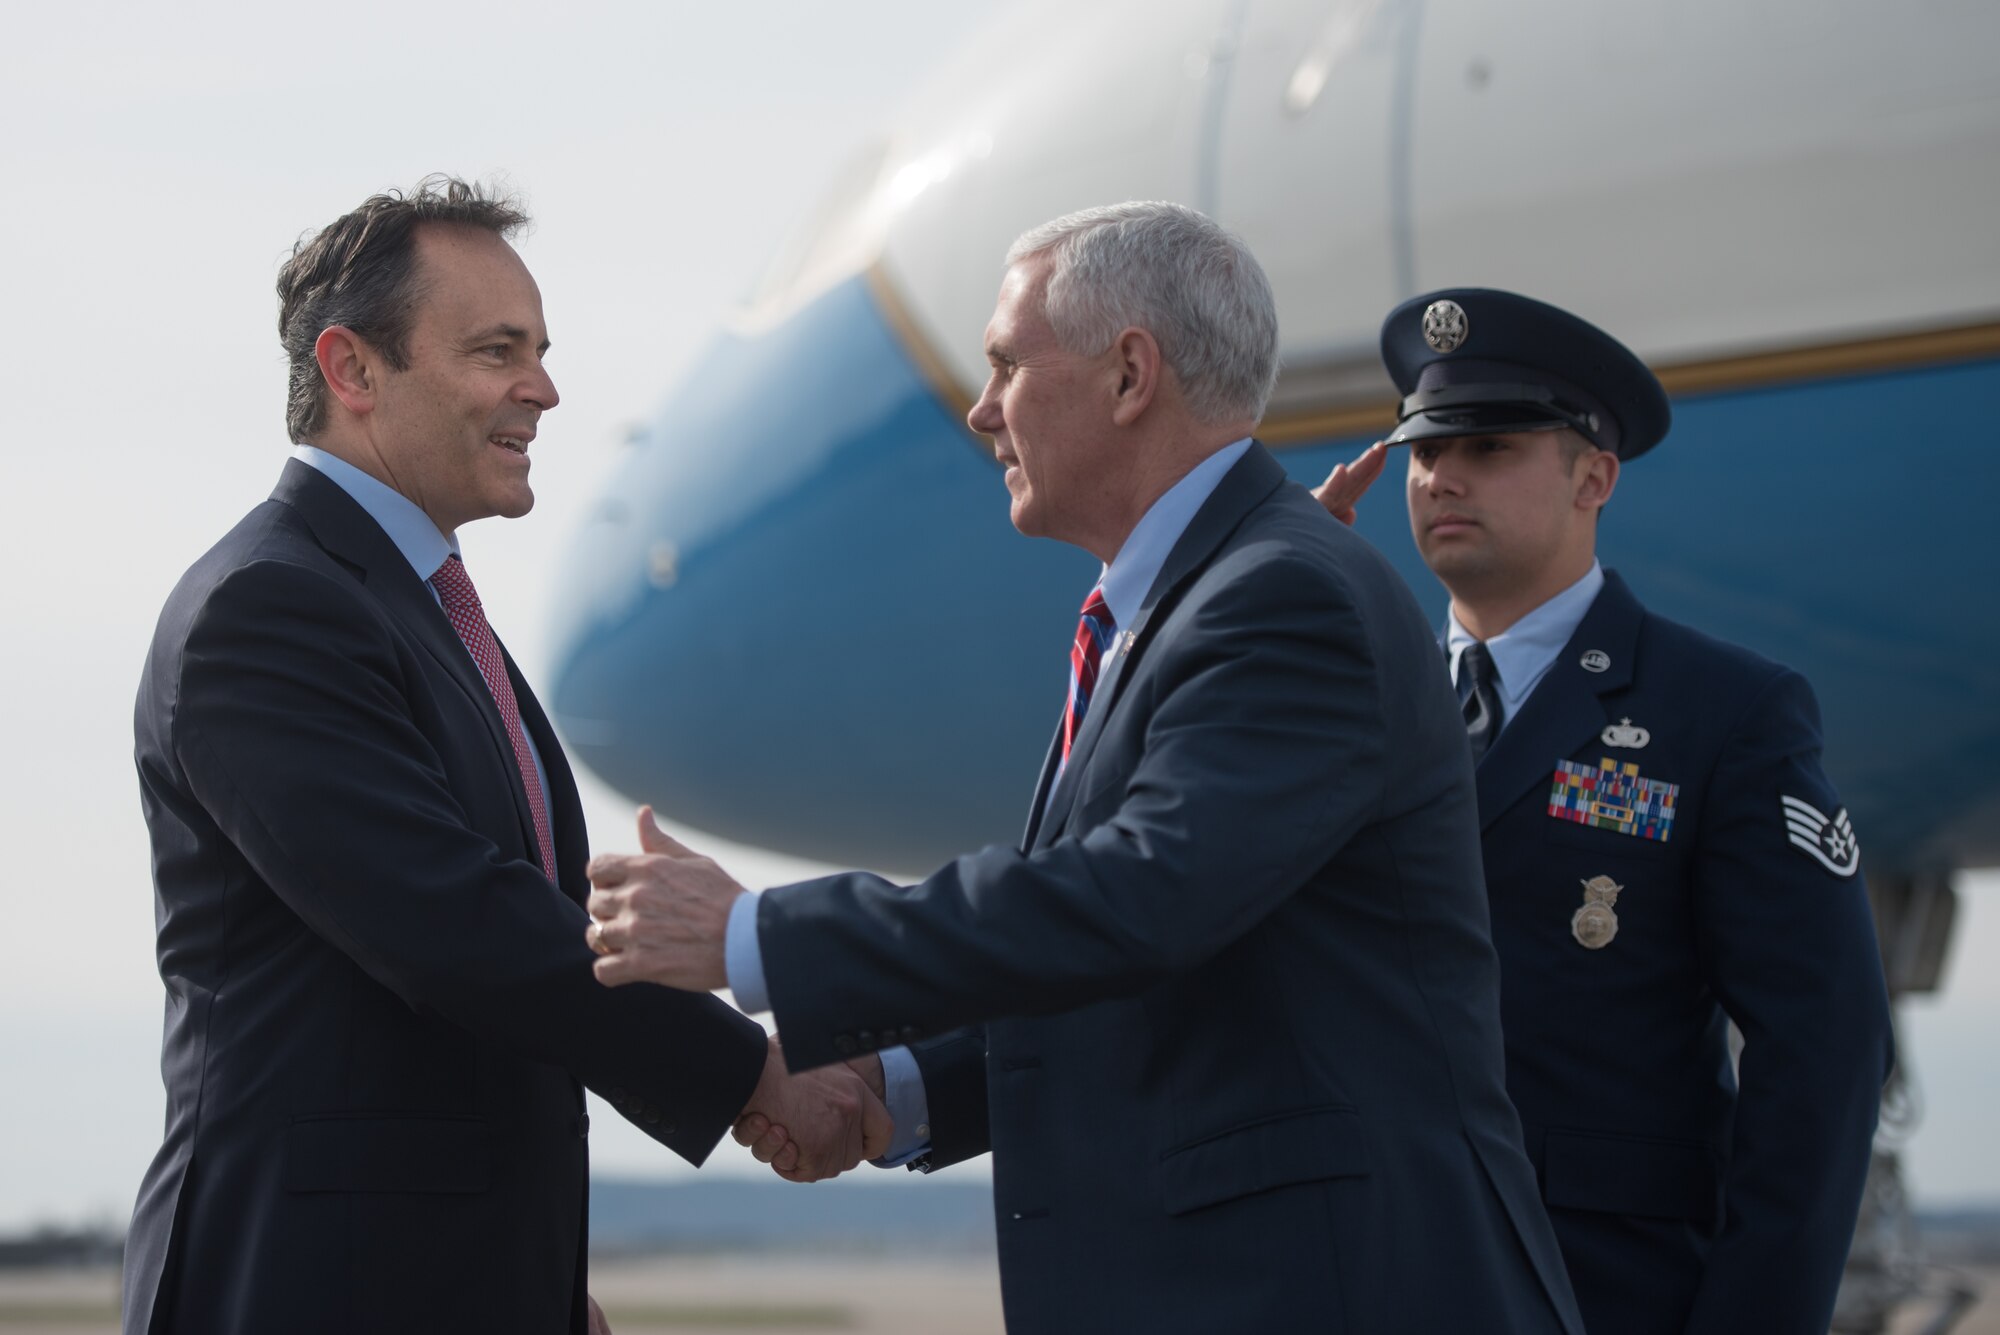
xmin=0 ymin=1259 xmax=1992 ymax=1333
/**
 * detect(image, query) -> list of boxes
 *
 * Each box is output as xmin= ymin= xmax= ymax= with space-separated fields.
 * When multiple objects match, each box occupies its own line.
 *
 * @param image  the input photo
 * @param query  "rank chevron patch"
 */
xmin=1781 ymin=795 xmax=1861 ymax=877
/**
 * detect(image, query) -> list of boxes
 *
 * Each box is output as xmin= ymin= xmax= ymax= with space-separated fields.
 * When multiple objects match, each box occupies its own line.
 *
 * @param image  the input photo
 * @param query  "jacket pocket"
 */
xmin=1543 ymin=1127 xmax=1719 ymax=1225
xmin=284 ymin=1113 xmax=490 ymax=1194
xmin=1161 ymin=1105 xmax=1370 ymax=1216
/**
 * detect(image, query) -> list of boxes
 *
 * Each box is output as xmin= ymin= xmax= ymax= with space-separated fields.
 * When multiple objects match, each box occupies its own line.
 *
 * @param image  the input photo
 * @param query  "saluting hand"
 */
xmin=1311 ymin=440 xmax=1389 ymax=526
xmin=585 ymin=806 xmax=741 ymax=992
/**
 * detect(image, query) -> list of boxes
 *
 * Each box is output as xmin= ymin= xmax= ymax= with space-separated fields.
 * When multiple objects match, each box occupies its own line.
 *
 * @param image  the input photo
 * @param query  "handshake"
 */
xmin=585 ymin=808 xmax=894 ymax=1182
xmin=729 ymin=1039 xmax=895 ymax=1182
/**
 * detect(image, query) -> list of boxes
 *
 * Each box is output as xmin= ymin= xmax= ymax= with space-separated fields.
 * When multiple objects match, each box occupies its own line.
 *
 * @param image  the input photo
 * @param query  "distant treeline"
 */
xmin=587 ymin=1176 xmax=999 ymax=1256
xmin=14 ymin=1187 xmax=1994 ymax=1268
xmin=0 ymin=1225 xmax=123 ymax=1269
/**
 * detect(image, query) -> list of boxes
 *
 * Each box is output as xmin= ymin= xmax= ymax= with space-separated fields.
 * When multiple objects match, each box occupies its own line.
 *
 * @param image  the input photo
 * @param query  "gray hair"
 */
xmin=1006 ymin=201 xmax=1279 ymax=424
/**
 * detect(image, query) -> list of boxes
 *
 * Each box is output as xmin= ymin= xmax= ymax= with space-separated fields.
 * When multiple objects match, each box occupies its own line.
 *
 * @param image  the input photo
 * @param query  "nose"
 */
xmin=523 ymin=361 xmax=560 ymax=413
xmin=1417 ymin=447 xmax=1463 ymax=496
xmin=967 ymin=377 xmax=1002 ymax=436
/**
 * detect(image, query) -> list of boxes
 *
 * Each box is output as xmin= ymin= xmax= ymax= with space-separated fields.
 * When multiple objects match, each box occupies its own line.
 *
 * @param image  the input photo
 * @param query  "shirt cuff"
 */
xmin=872 ymin=1045 xmax=934 ymax=1168
xmin=723 ymin=891 xmax=770 ymax=1014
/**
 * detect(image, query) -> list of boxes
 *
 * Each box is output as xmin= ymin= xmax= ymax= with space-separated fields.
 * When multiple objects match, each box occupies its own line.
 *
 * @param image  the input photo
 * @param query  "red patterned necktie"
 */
xmin=429 ymin=555 xmax=558 ymax=882
xmin=1062 ymin=586 xmax=1118 ymax=764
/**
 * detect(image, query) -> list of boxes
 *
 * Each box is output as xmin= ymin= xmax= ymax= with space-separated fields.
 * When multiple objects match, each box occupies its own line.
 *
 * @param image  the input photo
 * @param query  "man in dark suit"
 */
xmin=583 ymin=204 xmax=1584 ymax=1334
xmin=125 ymin=177 xmax=886 ymax=1335
xmin=1314 ymin=288 xmax=1895 ymax=1334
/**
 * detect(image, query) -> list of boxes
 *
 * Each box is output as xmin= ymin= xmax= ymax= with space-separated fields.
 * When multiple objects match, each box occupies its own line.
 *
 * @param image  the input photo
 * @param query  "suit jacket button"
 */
xmin=856 ymin=1030 xmax=876 ymax=1050
xmin=834 ymin=1034 xmax=858 ymax=1056
xmin=900 ymin=1026 xmax=922 ymax=1043
xmin=576 ymin=1115 xmax=591 ymax=1138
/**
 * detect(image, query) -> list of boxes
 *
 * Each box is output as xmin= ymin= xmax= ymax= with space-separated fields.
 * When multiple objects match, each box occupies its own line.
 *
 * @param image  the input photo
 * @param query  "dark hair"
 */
xmin=277 ymin=175 xmax=529 ymax=442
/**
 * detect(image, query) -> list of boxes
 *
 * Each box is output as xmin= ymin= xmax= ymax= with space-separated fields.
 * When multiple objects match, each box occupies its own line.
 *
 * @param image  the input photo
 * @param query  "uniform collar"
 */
xmin=1448 ymin=560 xmax=1604 ymax=716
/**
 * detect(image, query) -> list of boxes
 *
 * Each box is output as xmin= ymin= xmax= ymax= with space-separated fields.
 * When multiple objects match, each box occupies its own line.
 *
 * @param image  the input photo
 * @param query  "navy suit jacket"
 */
xmin=1476 ymin=570 xmax=1892 ymax=1335
xmin=124 ymin=462 xmax=768 ymax=1335
xmin=755 ymin=445 xmax=1585 ymax=1334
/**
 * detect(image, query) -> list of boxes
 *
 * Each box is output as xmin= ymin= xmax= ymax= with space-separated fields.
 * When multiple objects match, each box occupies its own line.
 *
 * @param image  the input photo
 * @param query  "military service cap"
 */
xmin=1379 ymin=288 xmax=1672 ymax=460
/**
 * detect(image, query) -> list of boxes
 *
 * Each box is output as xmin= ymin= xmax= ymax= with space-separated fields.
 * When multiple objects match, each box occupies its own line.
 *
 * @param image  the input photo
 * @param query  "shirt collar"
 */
xmin=292 ymin=444 xmax=460 ymax=582
xmin=1447 ymin=560 xmax=1604 ymax=709
xmin=1096 ymin=437 xmax=1254 ymax=629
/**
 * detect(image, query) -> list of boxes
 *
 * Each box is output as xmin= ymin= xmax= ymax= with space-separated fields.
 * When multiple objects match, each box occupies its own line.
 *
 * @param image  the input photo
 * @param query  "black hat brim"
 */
xmin=1384 ymin=406 xmax=1575 ymax=447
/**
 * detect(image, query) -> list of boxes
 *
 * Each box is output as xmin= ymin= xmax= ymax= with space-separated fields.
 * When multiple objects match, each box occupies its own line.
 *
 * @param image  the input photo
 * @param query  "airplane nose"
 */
xmin=546 ymin=271 xmax=1094 ymax=873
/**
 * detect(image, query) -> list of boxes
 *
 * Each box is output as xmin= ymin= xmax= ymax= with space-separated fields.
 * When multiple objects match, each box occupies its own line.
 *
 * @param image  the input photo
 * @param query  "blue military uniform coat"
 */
xmin=1476 ymin=569 xmax=1893 ymax=1334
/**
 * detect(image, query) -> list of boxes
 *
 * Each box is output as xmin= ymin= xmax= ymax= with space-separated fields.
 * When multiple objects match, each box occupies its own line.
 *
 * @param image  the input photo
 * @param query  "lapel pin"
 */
xmin=1579 ymin=650 xmax=1611 ymax=673
xmin=1601 ymin=717 xmax=1650 ymax=749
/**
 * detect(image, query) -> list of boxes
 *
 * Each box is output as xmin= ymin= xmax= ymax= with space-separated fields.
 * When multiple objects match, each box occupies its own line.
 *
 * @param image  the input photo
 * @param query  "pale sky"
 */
xmin=2 ymin=0 xmax=1994 ymax=1234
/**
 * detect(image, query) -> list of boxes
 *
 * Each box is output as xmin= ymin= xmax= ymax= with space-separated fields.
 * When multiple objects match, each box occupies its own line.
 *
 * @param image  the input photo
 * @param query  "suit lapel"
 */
xmin=272 ymin=461 xmax=546 ymax=868
xmin=1036 ymin=444 xmax=1289 ymax=847
xmin=1474 ymin=571 xmax=1643 ymax=830
xmin=1020 ymin=727 xmax=1064 ymax=851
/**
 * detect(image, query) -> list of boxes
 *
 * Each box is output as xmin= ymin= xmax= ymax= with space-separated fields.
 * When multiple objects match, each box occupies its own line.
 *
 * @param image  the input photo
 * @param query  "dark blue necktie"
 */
xmin=1459 ymin=641 xmax=1504 ymax=763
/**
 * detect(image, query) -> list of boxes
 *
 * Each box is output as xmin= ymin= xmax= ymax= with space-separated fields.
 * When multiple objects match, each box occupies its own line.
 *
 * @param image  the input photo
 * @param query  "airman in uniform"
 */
xmin=1316 ymin=288 xmax=1894 ymax=1334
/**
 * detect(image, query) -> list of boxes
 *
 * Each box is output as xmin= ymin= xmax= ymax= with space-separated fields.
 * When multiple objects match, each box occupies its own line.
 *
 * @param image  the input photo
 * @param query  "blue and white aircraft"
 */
xmin=548 ymin=0 xmax=2000 ymax=895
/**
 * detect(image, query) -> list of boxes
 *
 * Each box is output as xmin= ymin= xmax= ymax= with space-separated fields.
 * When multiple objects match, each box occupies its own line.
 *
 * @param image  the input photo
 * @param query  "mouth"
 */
xmin=489 ymin=433 xmax=533 ymax=458
xmin=1427 ymin=514 xmax=1478 ymax=536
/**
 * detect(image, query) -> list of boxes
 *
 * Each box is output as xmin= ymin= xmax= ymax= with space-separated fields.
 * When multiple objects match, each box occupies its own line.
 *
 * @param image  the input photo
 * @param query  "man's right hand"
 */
xmin=1311 ymin=440 xmax=1388 ymax=526
xmin=732 ymin=1038 xmax=891 ymax=1182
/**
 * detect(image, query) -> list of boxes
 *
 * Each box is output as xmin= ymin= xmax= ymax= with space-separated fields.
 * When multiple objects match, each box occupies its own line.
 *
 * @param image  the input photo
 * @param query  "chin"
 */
xmin=1421 ymin=544 xmax=1487 ymax=583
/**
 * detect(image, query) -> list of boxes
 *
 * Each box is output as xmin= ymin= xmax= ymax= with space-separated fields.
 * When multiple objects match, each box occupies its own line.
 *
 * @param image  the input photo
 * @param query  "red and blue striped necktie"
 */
xmin=1062 ymin=586 xmax=1118 ymax=764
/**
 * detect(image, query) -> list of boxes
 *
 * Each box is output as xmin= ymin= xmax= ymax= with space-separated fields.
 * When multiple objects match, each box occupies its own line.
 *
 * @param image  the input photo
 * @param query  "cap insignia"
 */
xmin=1422 ymin=299 xmax=1469 ymax=353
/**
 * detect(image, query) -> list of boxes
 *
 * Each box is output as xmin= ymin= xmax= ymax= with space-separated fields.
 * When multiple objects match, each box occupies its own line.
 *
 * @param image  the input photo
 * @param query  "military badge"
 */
xmin=1548 ymin=758 xmax=1680 ymax=841
xmin=1601 ymin=717 xmax=1650 ymax=749
xmin=1422 ymin=299 xmax=1469 ymax=353
xmin=1781 ymin=795 xmax=1860 ymax=877
xmin=1571 ymin=875 xmax=1622 ymax=949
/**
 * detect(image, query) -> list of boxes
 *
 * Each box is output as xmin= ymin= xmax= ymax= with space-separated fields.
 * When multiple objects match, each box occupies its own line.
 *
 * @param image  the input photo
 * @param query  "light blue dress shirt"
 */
xmin=1445 ymin=560 xmax=1604 ymax=729
xmin=725 ymin=437 xmax=1255 ymax=1166
xmin=291 ymin=445 xmax=552 ymax=814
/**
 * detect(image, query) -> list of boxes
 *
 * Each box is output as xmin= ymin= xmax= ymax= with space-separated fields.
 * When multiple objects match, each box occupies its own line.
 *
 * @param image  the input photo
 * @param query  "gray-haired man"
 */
xmin=582 ymin=203 xmax=1584 ymax=1334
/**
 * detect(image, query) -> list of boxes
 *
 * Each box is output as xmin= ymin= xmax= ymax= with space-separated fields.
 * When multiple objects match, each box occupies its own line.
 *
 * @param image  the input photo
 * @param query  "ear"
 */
xmin=1107 ymin=326 xmax=1163 ymax=427
xmin=1574 ymin=447 xmax=1620 ymax=514
xmin=314 ymin=326 xmax=378 ymax=417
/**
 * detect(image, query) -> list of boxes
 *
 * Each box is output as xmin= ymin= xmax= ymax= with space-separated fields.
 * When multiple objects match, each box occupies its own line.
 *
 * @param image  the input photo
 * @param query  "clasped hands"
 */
xmin=585 ymin=807 xmax=891 ymax=1182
